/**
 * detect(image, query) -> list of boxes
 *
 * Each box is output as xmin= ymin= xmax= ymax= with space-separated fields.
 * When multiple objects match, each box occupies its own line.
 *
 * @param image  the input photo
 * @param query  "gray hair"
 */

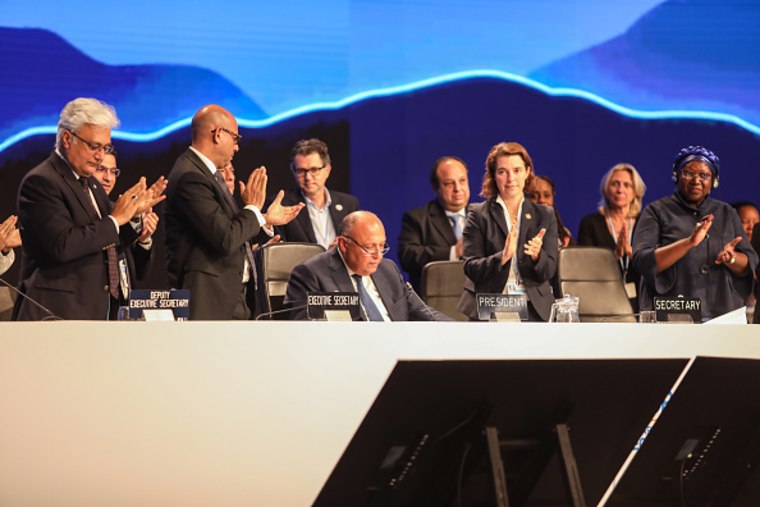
xmin=56 ymin=98 xmax=120 ymax=149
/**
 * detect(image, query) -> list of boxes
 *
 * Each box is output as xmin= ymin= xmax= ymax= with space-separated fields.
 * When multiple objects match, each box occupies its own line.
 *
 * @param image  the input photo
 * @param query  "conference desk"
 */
xmin=0 ymin=321 xmax=758 ymax=506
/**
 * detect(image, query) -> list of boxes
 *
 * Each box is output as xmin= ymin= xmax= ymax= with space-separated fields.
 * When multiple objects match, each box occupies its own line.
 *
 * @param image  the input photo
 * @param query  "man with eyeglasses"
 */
xmin=285 ymin=211 xmax=450 ymax=321
xmin=92 ymin=151 xmax=158 ymax=294
xmin=275 ymin=138 xmax=359 ymax=249
xmin=165 ymin=104 xmax=304 ymax=320
xmin=632 ymin=145 xmax=758 ymax=320
xmin=14 ymin=97 xmax=167 ymax=320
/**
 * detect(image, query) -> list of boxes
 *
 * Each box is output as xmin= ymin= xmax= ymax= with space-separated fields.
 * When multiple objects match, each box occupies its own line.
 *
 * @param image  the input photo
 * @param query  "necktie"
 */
xmin=80 ymin=177 xmax=120 ymax=298
xmin=449 ymin=214 xmax=463 ymax=240
xmin=352 ymin=274 xmax=384 ymax=321
xmin=213 ymin=170 xmax=257 ymax=283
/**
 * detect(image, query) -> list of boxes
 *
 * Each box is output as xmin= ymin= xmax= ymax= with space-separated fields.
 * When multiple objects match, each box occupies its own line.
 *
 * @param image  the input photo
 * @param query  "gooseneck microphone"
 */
xmin=254 ymin=304 xmax=309 ymax=321
xmin=0 ymin=276 xmax=63 ymax=321
xmin=405 ymin=281 xmax=438 ymax=321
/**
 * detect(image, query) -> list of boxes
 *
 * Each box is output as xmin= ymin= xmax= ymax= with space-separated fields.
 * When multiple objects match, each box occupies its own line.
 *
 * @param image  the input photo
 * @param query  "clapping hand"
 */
xmin=524 ymin=228 xmax=546 ymax=262
xmin=501 ymin=224 xmax=519 ymax=266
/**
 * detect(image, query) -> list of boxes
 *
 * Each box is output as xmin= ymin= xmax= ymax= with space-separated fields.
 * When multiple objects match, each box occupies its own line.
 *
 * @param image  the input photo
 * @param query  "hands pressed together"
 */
xmin=501 ymin=227 xmax=546 ymax=265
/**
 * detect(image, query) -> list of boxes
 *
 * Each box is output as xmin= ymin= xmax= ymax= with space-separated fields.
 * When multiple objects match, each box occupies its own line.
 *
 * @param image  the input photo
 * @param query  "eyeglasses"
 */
xmin=680 ymin=170 xmax=712 ymax=182
xmin=292 ymin=165 xmax=326 ymax=178
xmin=212 ymin=127 xmax=242 ymax=144
xmin=96 ymin=165 xmax=121 ymax=177
xmin=344 ymin=236 xmax=390 ymax=256
xmin=68 ymin=130 xmax=115 ymax=154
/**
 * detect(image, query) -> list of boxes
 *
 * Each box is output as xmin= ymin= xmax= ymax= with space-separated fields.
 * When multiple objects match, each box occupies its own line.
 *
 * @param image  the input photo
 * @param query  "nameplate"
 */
xmin=476 ymin=293 xmax=528 ymax=321
xmin=307 ymin=292 xmax=362 ymax=321
xmin=653 ymin=297 xmax=701 ymax=323
xmin=128 ymin=289 xmax=191 ymax=321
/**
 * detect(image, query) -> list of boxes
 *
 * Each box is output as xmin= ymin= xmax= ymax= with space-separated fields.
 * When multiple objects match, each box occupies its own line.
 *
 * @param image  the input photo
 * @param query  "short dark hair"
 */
xmin=290 ymin=138 xmax=331 ymax=170
xmin=429 ymin=156 xmax=468 ymax=188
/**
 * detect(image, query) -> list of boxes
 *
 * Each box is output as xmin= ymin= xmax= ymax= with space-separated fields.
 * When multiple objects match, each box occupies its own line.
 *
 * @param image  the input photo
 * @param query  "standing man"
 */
xmin=285 ymin=211 xmax=450 ymax=321
xmin=275 ymin=138 xmax=359 ymax=249
xmin=164 ymin=104 xmax=303 ymax=320
xmin=14 ymin=97 xmax=166 ymax=320
xmin=398 ymin=156 xmax=471 ymax=291
xmin=92 ymin=151 xmax=158 ymax=285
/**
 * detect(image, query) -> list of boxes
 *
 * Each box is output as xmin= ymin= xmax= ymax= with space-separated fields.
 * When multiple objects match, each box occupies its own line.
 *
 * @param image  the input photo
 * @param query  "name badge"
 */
xmin=653 ymin=297 xmax=701 ymax=323
xmin=476 ymin=293 xmax=528 ymax=321
xmin=307 ymin=292 xmax=362 ymax=321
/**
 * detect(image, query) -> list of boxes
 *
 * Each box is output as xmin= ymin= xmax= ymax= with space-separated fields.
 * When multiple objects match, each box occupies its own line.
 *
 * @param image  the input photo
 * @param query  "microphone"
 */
xmin=0 ymin=276 xmax=63 ymax=321
xmin=254 ymin=304 xmax=309 ymax=320
xmin=405 ymin=281 xmax=440 ymax=321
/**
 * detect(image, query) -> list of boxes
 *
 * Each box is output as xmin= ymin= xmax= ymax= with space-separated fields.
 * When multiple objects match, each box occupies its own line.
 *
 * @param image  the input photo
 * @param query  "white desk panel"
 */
xmin=0 ymin=322 xmax=758 ymax=506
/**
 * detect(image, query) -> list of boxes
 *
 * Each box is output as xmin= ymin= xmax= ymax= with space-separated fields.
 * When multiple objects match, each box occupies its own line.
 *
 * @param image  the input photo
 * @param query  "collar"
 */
xmin=673 ymin=189 xmax=711 ymax=213
xmin=54 ymin=149 xmax=83 ymax=181
xmin=302 ymin=188 xmax=332 ymax=210
xmin=189 ymin=146 xmax=219 ymax=176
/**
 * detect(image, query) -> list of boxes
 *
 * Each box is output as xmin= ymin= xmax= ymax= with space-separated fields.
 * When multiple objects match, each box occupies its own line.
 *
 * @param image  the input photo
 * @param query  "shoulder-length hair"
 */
xmin=480 ymin=141 xmax=534 ymax=199
xmin=597 ymin=163 xmax=647 ymax=217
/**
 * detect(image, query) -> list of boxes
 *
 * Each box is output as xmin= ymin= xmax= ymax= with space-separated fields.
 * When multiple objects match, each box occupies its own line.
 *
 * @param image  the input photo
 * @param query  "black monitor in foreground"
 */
xmin=314 ymin=359 xmax=687 ymax=507
xmin=605 ymin=356 xmax=760 ymax=506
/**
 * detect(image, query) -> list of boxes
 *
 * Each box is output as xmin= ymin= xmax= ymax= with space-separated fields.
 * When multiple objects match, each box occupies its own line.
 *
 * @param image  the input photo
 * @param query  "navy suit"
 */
xmin=284 ymin=248 xmax=450 ymax=321
xmin=274 ymin=188 xmax=359 ymax=244
xmin=14 ymin=152 xmax=139 ymax=320
xmin=457 ymin=198 xmax=558 ymax=321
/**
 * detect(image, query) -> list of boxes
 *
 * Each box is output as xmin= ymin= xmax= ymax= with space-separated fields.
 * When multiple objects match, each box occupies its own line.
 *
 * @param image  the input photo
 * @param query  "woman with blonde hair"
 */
xmin=578 ymin=163 xmax=646 ymax=308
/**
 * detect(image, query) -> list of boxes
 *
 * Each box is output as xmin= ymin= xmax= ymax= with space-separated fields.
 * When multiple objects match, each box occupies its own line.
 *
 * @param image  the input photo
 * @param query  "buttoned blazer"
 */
xmin=14 ymin=152 xmax=138 ymax=320
xmin=457 ymin=198 xmax=558 ymax=321
xmin=164 ymin=148 xmax=268 ymax=320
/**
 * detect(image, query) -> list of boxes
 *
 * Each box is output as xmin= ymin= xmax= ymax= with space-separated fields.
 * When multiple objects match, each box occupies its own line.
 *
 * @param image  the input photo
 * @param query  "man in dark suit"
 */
xmin=398 ymin=156 xmax=471 ymax=291
xmin=275 ymin=139 xmax=359 ymax=248
xmin=164 ymin=104 xmax=303 ymax=320
xmin=285 ymin=211 xmax=450 ymax=321
xmin=92 ymin=152 xmax=157 ymax=285
xmin=14 ymin=98 xmax=166 ymax=320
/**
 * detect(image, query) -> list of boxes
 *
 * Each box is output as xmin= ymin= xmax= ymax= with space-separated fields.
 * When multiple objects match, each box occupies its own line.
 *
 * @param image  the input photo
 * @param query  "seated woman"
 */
xmin=632 ymin=146 xmax=758 ymax=320
xmin=457 ymin=142 xmax=558 ymax=321
xmin=578 ymin=163 xmax=646 ymax=310
xmin=526 ymin=175 xmax=573 ymax=249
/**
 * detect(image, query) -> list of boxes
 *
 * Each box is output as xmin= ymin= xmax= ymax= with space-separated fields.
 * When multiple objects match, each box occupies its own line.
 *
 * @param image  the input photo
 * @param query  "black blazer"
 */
xmin=164 ymin=148 xmax=269 ymax=320
xmin=398 ymin=200 xmax=467 ymax=291
xmin=274 ymin=188 xmax=359 ymax=244
xmin=14 ymin=152 xmax=139 ymax=320
xmin=284 ymin=248 xmax=450 ymax=321
xmin=457 ymin=198 xmax=558 ymax=321
xmin=577 ymin=211 xmax=641 ymax=287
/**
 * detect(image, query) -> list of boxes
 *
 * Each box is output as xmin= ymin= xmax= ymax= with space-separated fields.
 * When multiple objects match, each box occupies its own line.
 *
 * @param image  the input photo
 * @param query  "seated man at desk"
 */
xmin=285 ymin=211 xmax=450 ymax=321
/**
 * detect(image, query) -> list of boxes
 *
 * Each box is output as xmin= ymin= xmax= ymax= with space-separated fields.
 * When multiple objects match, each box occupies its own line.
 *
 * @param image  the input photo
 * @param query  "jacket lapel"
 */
xmin=328 ymin=249 xmax=356 ymax=292
xmin=429 ymin=201 xmax=457 ymax=244
xmin=488 ymin=199 xmax=509 ymax=239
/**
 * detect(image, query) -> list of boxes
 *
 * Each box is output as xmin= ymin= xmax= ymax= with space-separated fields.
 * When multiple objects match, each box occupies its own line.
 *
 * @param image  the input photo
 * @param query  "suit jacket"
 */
xmin=274 ymin=188 xmax=359 ymax=244
xmin=398 ymin=200 xmax=468 ymax=291
xmin=14 ymin=152 xmax=139 ymax=320
xmin=284 ymin=248 xmax=450 ymax=321
xmin=457 ymin=198 xmax=558 ymax=321
xmin=164 ymin=148 xmax=269 ymax=320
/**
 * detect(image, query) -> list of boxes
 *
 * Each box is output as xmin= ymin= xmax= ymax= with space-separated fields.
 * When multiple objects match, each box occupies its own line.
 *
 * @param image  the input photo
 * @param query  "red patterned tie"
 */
xmin=80 ymin=177 xmax=120 ymax=299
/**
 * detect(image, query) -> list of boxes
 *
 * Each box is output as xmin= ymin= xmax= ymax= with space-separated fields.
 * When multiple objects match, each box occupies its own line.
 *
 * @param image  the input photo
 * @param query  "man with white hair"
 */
xmin=14 ymin=97 xmax=166 ymax=320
